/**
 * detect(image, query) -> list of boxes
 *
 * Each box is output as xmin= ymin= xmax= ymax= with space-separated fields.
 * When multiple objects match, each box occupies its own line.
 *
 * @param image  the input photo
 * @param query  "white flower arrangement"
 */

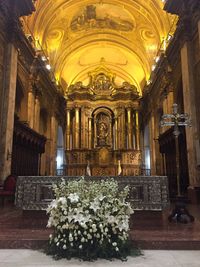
xmin=46 ymin=177 xmax=134 ymax=260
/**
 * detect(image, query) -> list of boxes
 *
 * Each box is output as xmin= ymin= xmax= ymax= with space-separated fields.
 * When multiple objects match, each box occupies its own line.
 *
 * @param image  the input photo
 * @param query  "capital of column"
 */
xmin=126 ymin=107 xmax=132 ymax=113
xmin=66 ymin=108 xmax=71 ymax=113
xmin=73 ymin=103 xmax=80 ymax=109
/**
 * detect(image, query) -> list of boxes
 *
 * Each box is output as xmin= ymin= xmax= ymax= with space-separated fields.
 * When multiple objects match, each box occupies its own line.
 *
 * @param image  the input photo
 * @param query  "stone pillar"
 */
xmin=27 ymin=88 xmax=35 ymax=128
xmin=135 ymin=110 xmax=140 ymax=150
xmin=163 ymin=97 xmax=168 ymax=114
xmin=127 ymin=107 xmax=133 ymax=149
xmin=50 ymin=115 xmax=58 ymax=175
xmin=66 ymin=109 xmax=71 ymax=150
xmin=154 ymin=109 xmax=162 ymax=175
xmin=197 ymin=13 xmax=200 ymax=48
xmin=149 ymin=113 xmax=156 ymax=175
xmin=180 ymin=37 xmax=200 ymax=194
xmin=0 ymin=44 xmax=18 ymax=181
xmin=74 ymin=107 xmax=80 ymax=149
xmin=34 ymin=95 xmax=40 ymax=132
xmin=167 ymin=91 xmax=174 ymax=114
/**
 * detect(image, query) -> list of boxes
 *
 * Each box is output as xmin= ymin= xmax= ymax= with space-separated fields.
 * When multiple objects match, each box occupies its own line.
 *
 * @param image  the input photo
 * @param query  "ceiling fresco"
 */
xmin=70 ymin=4 xmax=135 ymax=32
xmin=25 ymin=0 xmax=177 ymax=95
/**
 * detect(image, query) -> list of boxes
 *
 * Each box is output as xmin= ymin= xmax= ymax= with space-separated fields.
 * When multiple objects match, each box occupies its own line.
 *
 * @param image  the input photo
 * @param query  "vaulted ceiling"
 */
xmin=26 ymin=0 xmax=177 ymax=95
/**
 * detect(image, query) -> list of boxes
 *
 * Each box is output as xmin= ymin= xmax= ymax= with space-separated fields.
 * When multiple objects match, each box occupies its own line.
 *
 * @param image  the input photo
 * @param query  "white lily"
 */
xmin=68 ymin=193 xmax=79 ymax=203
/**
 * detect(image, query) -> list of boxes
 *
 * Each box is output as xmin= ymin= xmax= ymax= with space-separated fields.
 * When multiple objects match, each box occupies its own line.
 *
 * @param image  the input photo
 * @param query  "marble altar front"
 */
xmin=15 ymin=176 xmax=169 ymax=211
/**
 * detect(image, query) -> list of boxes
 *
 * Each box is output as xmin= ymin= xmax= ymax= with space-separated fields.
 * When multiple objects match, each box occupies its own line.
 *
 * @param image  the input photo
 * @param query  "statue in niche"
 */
xmin=97 ymin=114 xmax=109 ymax=146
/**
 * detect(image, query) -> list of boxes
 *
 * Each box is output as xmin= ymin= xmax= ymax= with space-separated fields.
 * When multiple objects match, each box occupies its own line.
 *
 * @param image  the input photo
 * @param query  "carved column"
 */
xmin=0 ymin=44 xmax=18 ymax=181
xmin=135 ymin=110 xmax=140 ymax=150
xmin=122 ymin=108 xmax=126 ymax=149
xmin=88 ymin=117 xmax=92 ymax=149
xmin=84 ymin=107 xmax=91 ymax=149
xmin=27 ymin=88 xmax=35 ymax=128
xmin=180 ymin=22 xmax=200 ymax=193
xmin=132 ymin=111 xmax=136 ymax=149
xmin=74 ymin=107 xmax=80 ymax=149
xmin=66 ymin=109 xmax=71 ymax=150
xmin=34 ymin=95 xmax=40 ymax=132
xmin=114 ymin=116 xmax=118 ymax=150
xmin=118 ymin=107 xmax=125 ymax=149
xmin=81 ymin=107 xmax=86 ymax=148
xmin=127 ymin=107 xmax=133 ymax=149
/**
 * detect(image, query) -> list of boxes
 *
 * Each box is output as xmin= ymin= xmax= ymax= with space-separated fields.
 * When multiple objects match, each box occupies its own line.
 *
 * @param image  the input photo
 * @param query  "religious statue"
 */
xmin=95 ymin=73 xmax=112 ymax=91
xmin=97 ymin=121 xmax=108 ymax=146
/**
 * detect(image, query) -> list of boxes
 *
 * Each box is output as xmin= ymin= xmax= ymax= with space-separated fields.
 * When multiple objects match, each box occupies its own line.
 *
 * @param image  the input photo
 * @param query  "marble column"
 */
xmin=74 ymin=107 xmax=80 ymax=149
xmin=27 ymin=88 xmax=35 ymax=128
xmin=127 ymin=107 xmax=133 ymax=149
xmin=66 ymin=109 xmax=71 ymax=150
xmin=135 ymin=110 xmax=140 ymax=150
xmin=0 ymin=44 xmax=18 ymax=181
xmin=180 ymin=40 xmax=200 ymax=190
xmin=34 ymin=95 xmax=40 ymax=132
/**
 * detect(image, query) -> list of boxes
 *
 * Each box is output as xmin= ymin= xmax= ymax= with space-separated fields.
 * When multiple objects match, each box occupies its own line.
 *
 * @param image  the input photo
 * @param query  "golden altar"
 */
xmin=65 ymin=64 xmax=141 ymax=176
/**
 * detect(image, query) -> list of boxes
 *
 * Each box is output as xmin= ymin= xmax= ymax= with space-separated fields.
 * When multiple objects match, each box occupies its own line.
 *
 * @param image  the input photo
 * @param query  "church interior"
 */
xmin=0 ymin=0 xmax=200 ymax=251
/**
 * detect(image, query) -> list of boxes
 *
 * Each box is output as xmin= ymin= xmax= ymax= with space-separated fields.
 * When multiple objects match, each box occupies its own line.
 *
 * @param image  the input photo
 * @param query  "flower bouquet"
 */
xmin=46 ymin=177 xmax=134 ymax=260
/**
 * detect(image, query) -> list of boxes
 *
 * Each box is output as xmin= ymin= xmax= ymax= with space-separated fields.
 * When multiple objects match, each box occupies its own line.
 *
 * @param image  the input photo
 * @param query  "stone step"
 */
xmin=0 ymin=206 xmax=200 ymax=250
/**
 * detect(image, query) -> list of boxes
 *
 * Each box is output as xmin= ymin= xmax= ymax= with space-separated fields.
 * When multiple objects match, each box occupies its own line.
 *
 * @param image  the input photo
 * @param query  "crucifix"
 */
xmin=160 ymin=103 xmax=191 ymax=197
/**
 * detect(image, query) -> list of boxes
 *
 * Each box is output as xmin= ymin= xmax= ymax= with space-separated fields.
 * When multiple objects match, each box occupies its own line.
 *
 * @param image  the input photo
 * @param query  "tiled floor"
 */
xmin=0 ymin=249 xmax=200 ymax=267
